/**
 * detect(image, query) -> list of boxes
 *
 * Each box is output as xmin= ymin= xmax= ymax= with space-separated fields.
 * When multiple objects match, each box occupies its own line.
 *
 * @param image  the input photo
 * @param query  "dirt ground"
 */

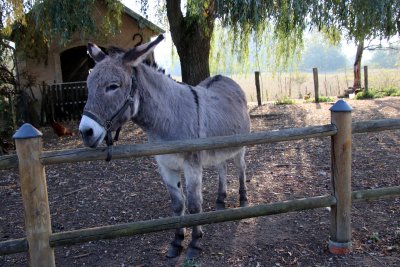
xmin=1 ymin=97 xmax=399 ymax=267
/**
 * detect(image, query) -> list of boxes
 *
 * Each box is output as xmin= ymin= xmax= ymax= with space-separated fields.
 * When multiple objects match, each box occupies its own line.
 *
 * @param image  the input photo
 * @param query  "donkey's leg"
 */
xmin=235 ymin=148 xmax=249 ymax=207
xmin=159 ymin=165 xmax=186 ymax=258
xmin=215 ymin=162 xmax=227 ymax=210
xmin=183 ymin=156 xmax=204 ymax=259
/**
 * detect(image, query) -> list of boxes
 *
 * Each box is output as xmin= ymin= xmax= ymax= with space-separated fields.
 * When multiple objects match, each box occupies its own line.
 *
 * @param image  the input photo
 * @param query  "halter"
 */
xmin=83 ymin=75 xmax=137 ymax=161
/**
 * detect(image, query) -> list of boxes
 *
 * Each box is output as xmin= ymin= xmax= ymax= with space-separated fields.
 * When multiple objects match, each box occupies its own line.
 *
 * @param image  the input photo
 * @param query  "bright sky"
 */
xmin=122 ymin=0 xmax=173 ymax=69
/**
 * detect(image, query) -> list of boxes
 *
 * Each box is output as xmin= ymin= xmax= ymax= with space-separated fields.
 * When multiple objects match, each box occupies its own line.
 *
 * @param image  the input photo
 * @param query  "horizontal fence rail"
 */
xmin=2 ymin=186 xmax=399 ymax=256
xmin=1 ymin=119 xmax=399 ymax=170
xmin=352 ymin=118 xmax=400 ymax=134
xmin=41 ymin=124 xmax=336 ymax=165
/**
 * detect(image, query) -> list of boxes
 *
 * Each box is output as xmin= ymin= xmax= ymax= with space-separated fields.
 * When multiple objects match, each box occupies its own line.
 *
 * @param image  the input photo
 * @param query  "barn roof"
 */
xmin=123 ymin=6 xmax=165 ymax=34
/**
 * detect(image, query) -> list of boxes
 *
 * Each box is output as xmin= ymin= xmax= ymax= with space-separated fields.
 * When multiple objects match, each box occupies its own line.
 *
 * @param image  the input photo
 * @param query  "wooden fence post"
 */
xmin=313 ymin=68 xmax=319 ymax=103
xmin=364 ymin=66 xmax=368 ymax=93
xmin=255 ymin=71 xmax=262 ymax=106
xmin=13 ymin=124 xmax=55 ymax=267
xmin=329 ymin=100 xmax=352 ymax=254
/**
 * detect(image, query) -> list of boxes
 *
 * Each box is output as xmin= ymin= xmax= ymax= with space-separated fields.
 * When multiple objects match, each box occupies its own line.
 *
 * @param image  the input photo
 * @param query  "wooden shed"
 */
xmin=14 ymin=2 xmax=164 ymax=124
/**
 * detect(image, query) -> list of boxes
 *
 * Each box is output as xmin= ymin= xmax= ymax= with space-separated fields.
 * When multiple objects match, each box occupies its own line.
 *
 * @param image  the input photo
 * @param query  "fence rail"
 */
xmin=0 ymin=100 xmax=399 ymax=266
xmin=2 ymin=186 xmax=399 ymax=256
xmin=0 ymin=118 xmax=399 ymax=170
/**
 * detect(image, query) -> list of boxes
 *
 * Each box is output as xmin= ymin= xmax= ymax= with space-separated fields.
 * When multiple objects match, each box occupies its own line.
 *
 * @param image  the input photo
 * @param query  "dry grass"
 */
xmin=230 ymin=68 xmax=400 ymax=102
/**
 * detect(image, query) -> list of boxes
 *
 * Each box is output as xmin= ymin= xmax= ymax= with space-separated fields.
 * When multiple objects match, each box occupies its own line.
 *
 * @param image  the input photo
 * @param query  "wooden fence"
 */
xmin=1 ymin=100 xmax=400 ymax=266
xmin=41 ymin=81 xmax=87 ymax=123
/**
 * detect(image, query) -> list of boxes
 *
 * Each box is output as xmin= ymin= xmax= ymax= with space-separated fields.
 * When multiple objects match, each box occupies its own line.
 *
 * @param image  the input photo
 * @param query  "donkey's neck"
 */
xmin=132 ymin=64 xmax=199 ymax=142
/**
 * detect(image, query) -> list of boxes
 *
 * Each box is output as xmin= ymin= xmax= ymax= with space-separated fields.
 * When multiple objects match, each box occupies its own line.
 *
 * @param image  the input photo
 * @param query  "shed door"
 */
xmin=60 ymin=46 xmax=95 ymax=82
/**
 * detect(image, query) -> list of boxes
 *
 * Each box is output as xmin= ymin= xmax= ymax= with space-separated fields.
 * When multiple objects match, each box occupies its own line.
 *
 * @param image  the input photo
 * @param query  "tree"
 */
xmin=321 ymin=1 xmax=400 ymax=89
xmin=300 ymin=34 xmax=348 ymax=72
xmin=166 ymin=0 xmax=215 ymax=85
xmin=368 ymin=45 xmax=400 ymax=69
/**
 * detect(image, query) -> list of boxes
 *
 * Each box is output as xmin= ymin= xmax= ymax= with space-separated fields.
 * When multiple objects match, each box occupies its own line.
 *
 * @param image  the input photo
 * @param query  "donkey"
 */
xmin=79 ymin=35 xmax=251 ymax=259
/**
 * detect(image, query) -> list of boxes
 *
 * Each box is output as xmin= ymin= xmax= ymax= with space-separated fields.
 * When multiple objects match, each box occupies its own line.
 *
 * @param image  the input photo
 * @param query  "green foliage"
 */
xmin=4 ymin=0 xmax=123 ymax=61
xmin=214 ymin=0 xmax=400 ymax=72
xmin=275 ymin=96 xmax=295 ymax=105
xmin=306 ymin=96 xmax=335 ymax=103
xmin=369 ymin=232 xmax=381 ymax=243
xmin=382 ymin=86 xmax=400 ymax=96
xmin=355 ymin=86 xmax=400 ymax=99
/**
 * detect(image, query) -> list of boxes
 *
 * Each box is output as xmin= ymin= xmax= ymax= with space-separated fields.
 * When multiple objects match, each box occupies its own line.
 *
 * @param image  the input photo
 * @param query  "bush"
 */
xmin=355 ymin=89 xmax=379 ymax=99
xmin=356 ymin=87 xmax=400 ymax=99
xmin=275 ymin=96 xmax=295 ymax=105
xmin=382 ymin=86 xmax=400 ymax=96
xmin=306 ymin=96 xmax=335 ymax=103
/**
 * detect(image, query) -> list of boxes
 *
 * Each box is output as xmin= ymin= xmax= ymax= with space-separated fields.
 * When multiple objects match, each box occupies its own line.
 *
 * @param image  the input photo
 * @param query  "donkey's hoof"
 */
xmin=215 ymin=202 xmax=226 ymax=210
xmin=240 ymin=200 xmax=249 ymax=207
xmin=186 ymin=245 xmax=202 ymax=260
xmin=166 ymin=244 xmax=183 ymax=258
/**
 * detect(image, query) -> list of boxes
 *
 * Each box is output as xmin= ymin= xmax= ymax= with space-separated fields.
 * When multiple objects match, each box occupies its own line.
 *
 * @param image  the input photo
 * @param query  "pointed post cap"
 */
xmin=13 ymin=123 xmax=43 ymax=139
xmin=330 ymin=99 xmax=353 ymax=112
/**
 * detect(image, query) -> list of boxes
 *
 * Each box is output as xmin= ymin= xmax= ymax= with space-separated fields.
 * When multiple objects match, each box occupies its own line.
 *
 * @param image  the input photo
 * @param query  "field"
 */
xmin=1 ymin=97 xmax=399 ymax=266
xmin=231 ymin=68 xmax=400 ymax=102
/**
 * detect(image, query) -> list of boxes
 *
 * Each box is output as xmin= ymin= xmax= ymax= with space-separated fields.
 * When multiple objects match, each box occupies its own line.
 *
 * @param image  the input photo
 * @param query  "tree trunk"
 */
xmin=166 ymin=0 xmax=214 ymax=86
xmin=353 ymin=40 xmax=364 ymax=90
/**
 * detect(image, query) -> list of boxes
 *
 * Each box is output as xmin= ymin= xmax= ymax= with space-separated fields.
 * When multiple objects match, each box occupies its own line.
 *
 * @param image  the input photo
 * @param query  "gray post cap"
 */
xmin=13 ymin=123 xmax=43 ymax=139
xmin=330 ymin=99 xmax=353 ymax=112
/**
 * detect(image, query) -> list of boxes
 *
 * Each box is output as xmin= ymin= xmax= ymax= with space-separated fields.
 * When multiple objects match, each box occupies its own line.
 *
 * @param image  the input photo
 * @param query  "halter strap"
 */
xmin=83 ymin=74 xmax=137 ymax=161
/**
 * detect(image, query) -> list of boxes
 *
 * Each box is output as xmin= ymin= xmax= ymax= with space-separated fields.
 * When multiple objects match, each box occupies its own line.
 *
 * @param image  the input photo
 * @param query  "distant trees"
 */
xmin=300 ymin=34 xmax=348 ymax=72
xmin=368 ymin=47 xmax=400 ymax=69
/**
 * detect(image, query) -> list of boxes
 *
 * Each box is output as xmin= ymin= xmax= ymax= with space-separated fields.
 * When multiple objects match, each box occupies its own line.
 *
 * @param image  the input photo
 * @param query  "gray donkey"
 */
xmin=79 ymin=35 xmax=251 ymax=259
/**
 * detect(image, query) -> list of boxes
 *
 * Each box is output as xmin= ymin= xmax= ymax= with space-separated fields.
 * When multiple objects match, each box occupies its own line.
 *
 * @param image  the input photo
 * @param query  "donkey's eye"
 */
xmin=106 ymin=83 xmax=120 ymax=92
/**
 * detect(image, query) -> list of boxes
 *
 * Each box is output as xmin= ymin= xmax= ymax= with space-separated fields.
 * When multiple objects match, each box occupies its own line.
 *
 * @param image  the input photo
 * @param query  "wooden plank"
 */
xmin=14 ymin=127 xmax=55 ymax=266
xmin=1 ymin=118 xmax=399 ymax=170
xmin=72 ymin=84 xmax=78 ymax=120
xmin=0 ymin=154 xmax=18 ymax=169
xmin=49 ymin=195 xmax=336 ymax=247
xmin=313 ymin=68 xmax=319 ymax=103
xmin=329 ymin=101 xmax=352 ymax=254
xmin=352 ymin=118 xmax=400 ymax=134
xmin=0 ymin=238 xmax=28 ymax=255
xmin=255 ymin=71 xmax=261 ymax=106
xmin=352 ymin=186 xmax=400 ymax=202
xmin=364 ymin=66 xmax=368 ymax=93
xmin=41 ymin=124 xmax=337 ymax=165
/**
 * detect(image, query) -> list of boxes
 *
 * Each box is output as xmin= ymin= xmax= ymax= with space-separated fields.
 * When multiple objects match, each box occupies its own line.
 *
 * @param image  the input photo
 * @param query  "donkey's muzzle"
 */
xmin=79 ymin=115 xmax=106 ymax=148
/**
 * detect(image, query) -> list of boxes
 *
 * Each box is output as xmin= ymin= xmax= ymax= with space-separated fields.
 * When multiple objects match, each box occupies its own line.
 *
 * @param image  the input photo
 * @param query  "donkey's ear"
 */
xmin=123 ymin=34 xmax=164 ymax=66
xmin=87 ymin=43 xmax=106 ymax=63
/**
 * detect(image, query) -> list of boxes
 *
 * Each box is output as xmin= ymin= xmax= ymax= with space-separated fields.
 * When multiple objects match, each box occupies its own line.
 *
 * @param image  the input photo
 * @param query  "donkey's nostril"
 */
xmin=83 ymin=128 xmax=93 ymax=137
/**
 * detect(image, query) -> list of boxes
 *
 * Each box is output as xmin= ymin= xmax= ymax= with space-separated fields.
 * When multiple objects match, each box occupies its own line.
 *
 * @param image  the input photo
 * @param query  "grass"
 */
xmin=275 ymin=96 xmax=295 ymax=105
xmin=355 ymin=86 xmax=400 ymax=100
xmin=229 ymin=68 xmax=400 ymax=102
xmin=305 ymin=96 xmax=335 ymax=103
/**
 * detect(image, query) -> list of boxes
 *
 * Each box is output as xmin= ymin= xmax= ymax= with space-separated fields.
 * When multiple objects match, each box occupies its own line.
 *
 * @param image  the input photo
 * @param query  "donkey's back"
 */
xmin=197 ymin=75 xmax=250 ymax=139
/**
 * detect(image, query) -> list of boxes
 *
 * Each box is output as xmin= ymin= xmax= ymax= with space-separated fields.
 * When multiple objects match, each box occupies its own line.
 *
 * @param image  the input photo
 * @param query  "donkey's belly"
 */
xmin=155 ymin=147 xmax=243 ymax=171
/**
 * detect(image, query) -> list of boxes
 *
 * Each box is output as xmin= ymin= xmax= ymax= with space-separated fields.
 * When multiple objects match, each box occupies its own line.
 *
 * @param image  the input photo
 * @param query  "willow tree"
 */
xmin=148 ymin=0 xmax=400 ymax=87
xmin=2 ymin=0 xmax=123 ymax=62
xmin=328 ymin=0 xmax=400 ymax=89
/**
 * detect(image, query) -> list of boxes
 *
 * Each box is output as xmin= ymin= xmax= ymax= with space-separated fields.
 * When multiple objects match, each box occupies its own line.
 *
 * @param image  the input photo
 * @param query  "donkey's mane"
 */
xmin=107 ymin=46 xmax=126 ymax=56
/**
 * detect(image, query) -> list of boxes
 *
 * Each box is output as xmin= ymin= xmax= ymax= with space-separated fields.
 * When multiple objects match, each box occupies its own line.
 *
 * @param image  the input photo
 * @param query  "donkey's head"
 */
xmin=79 ymin=35 xmax=164 ymax=148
